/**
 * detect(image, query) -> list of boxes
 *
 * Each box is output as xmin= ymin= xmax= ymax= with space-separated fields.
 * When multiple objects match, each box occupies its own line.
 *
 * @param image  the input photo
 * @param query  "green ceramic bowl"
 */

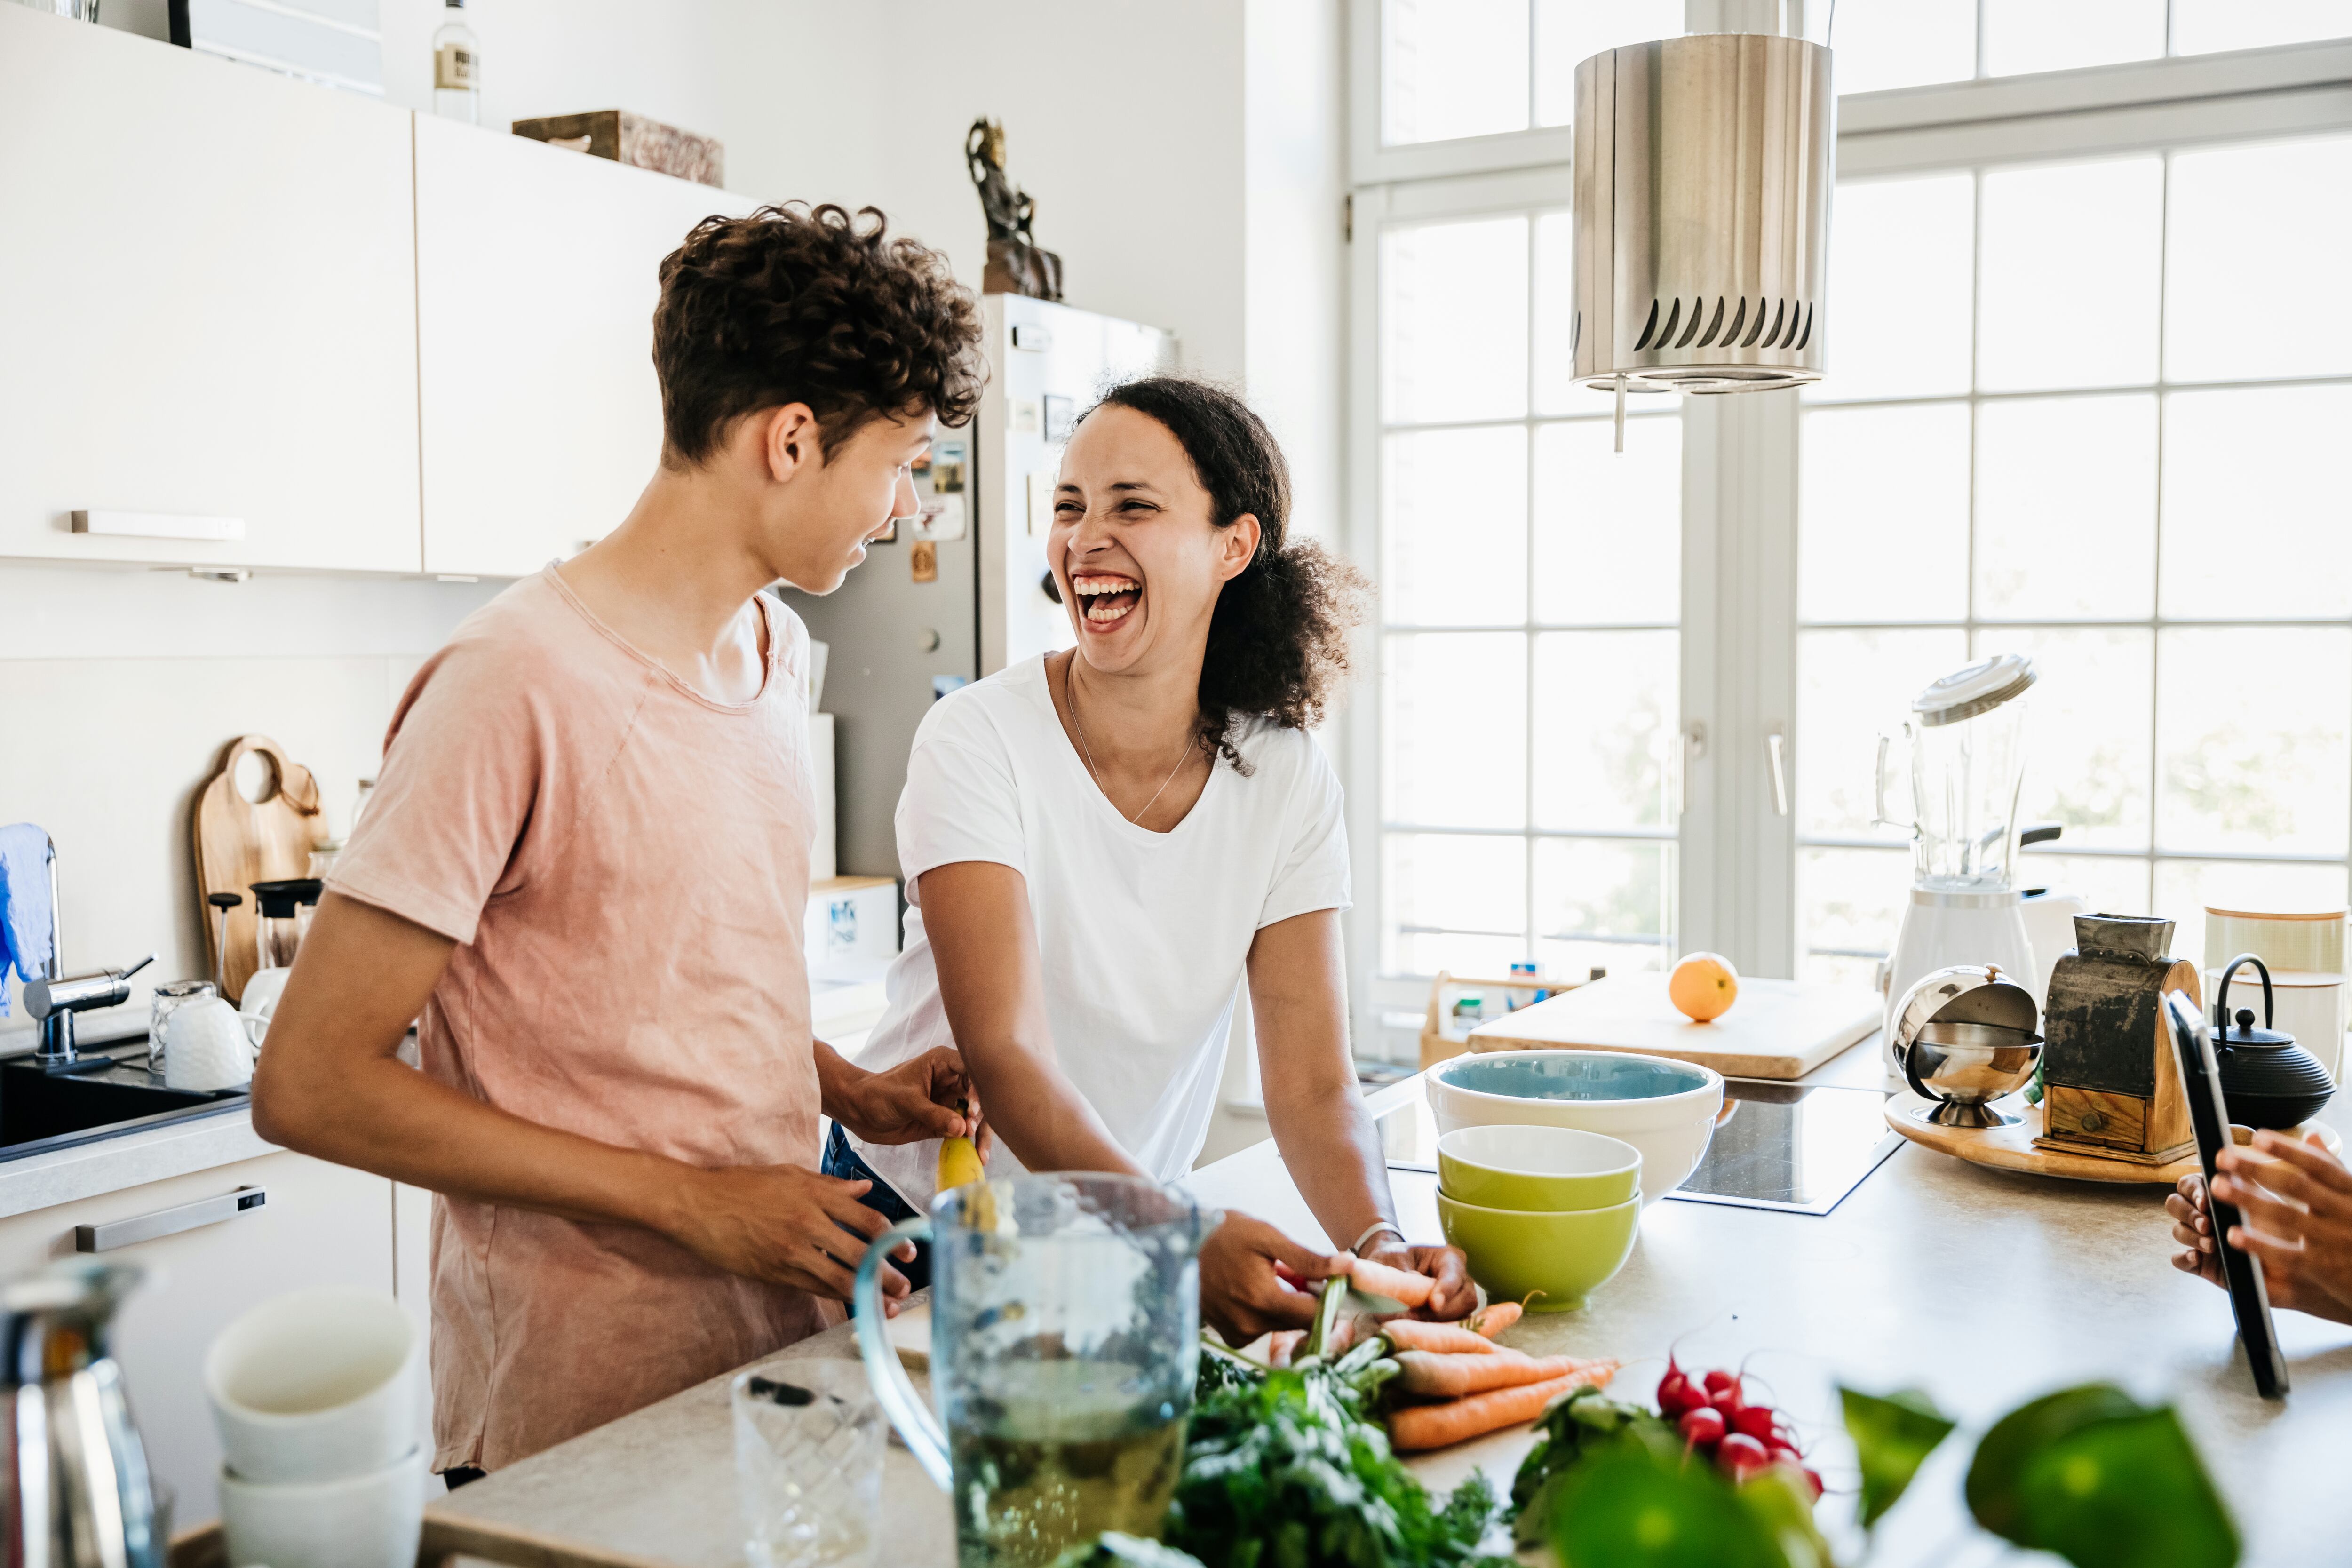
xmin=1437 ymin=1125 xmax=1641 ymax=1211
xmin=1436 ymin=1189 xmax=1641 ymax=1312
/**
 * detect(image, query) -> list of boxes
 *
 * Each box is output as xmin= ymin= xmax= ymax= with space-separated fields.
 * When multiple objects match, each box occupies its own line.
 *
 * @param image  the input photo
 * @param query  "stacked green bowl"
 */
xmin=1435 ymin=1124 xmax=1643 ymax=1312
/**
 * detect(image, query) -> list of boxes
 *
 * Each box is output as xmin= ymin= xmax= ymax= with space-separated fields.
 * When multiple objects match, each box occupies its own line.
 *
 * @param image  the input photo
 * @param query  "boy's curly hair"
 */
xmin=652 ymin=203 xmax=984 ymax=465
xmin=1081 ymin=377 xmax=1370 ymax=772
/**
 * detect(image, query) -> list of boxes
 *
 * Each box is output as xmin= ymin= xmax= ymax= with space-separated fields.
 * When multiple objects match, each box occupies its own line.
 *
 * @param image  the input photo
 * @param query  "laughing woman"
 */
xmin=828 ymin=376 xmax=1474 ymax=1335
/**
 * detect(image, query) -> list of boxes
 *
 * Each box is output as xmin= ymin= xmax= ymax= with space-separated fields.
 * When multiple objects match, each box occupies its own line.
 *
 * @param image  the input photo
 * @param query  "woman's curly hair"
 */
xmin=1083 ymin=377 xmax=1369 ymax=772
xmin=653 ymin=203 xmax=985 ymax=465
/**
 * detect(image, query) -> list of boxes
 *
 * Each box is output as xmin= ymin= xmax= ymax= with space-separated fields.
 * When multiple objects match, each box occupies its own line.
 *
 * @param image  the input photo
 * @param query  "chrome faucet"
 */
xmin=20 ymin=837 xmax=152 ymax=1075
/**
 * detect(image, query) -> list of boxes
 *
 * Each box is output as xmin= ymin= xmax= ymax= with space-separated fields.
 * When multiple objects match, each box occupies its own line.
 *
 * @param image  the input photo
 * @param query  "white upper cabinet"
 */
xmin=415 ymin=116 xmax=753 ymax=578
xmin=0 ymin=8 xmax=423 ymax=572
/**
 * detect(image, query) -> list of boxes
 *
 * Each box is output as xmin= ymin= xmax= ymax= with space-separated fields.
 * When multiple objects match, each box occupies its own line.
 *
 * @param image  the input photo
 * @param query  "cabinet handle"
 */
xmin=75 ymin=1186 xmax=267 ymax=1253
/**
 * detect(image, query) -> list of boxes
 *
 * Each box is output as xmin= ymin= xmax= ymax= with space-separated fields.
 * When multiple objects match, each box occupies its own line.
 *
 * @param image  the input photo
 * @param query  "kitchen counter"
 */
xmin=430 ymin=1063 xmax=2352 ymax=1566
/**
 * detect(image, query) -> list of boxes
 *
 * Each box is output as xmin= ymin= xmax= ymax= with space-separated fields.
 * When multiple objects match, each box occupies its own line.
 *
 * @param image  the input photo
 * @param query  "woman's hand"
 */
xmin=2168 ymin=1129 xmax=2352 ymax=1326
xmin=1363 ymin=1240 xmax=1476 ymax=1321
xmin=1199 ymin=1211 xmax=1349 ymax=1342
xmin=826 ymin=1046 xmax=986 ymax=1150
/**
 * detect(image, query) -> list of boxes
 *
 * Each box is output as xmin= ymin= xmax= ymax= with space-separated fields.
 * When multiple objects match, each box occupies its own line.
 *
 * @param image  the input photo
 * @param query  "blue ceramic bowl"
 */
xmin=1428 ymin=1050 xmax=1725 ymax=1205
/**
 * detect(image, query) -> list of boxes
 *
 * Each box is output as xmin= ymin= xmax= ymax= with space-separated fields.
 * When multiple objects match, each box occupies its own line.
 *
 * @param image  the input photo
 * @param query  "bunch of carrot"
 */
xmin=1340 ymin=1255 xmax=1620 ymax=1455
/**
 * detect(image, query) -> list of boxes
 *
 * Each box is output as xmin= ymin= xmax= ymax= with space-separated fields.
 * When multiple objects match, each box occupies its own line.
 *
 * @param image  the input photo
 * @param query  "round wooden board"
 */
xmin=1883 ymin=1091 xmax=2343 ymax=1186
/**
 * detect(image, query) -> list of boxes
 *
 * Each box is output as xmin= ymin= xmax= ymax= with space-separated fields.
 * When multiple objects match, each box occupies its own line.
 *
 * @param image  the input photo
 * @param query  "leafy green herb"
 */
xmin=1510 ymin=1385 xmax=1680 ymax=1546
xmin=1166 ymin=1364 xmax=1506 ymax=1568
xmin=1966 ymin=1384 xmax=2238 ymax=1568
xmin=1542 ymin=1442 xmax=1785 ymax=1568
xmin=1049 ymin=1533 xmax=1209 ymax=1568
xmin=1837 ymin=1385 xmax=1956 ymax=1528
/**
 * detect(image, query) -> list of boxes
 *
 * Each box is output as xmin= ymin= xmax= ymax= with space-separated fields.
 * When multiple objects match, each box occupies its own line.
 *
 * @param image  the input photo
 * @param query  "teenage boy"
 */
xmin=254 ymin=204 xmax=988 ymax=1479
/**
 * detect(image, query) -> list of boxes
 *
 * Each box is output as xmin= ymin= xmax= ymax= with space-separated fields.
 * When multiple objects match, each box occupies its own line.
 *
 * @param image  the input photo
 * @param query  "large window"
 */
xmin=1352 ymin=0 xmax=2352 ymax=1053
xmin=1796 ymin=134 xmax=2352 ymax=983
xmin=1377 ymin=208 xmax=1684 ymax=985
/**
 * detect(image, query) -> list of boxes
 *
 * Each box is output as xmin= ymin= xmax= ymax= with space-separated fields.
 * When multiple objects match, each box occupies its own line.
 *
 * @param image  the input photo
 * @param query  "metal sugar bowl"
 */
xmin=1891 ymin=965 xmax=2045 ymax=1128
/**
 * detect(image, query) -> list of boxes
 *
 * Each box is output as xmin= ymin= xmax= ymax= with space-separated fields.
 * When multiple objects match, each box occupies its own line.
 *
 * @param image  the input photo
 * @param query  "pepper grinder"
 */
xmin=207 ymin=892 xmax=241 ymax=998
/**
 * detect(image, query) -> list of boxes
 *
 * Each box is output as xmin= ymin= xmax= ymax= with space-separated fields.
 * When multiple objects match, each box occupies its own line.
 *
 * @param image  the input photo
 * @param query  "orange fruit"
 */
xmin=1669 ymin=952 xmax=1739 ymax=1022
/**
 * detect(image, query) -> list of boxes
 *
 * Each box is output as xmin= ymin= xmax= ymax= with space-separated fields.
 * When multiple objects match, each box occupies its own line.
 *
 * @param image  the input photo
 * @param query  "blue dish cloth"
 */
xmin=0 ymin=824 xmax=55 ymax=1017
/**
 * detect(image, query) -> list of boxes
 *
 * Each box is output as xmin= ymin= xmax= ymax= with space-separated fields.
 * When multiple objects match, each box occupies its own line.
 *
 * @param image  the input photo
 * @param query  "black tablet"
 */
xmin=2166 ymin=990 xmax=2289 ymax=1399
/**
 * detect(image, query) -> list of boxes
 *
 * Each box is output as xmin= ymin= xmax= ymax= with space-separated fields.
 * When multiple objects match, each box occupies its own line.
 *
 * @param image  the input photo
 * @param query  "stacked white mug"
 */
xmin=206 ymin=1287 xmax=427 ymax=1568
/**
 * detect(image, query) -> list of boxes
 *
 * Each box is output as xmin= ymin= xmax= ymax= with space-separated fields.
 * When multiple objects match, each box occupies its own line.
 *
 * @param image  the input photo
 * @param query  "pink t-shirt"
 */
xmin=329 ymin=567 xmax=826 ymax=1472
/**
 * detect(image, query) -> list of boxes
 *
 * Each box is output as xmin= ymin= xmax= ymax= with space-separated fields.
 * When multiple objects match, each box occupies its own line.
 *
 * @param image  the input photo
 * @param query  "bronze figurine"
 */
xmin=967 ymin=117 xmax=1062 ymax=301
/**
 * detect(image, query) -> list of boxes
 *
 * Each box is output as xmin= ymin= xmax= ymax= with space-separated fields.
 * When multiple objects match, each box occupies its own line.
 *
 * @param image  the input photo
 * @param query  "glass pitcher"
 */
xmin=853 ymin=1174 xmax=1208 ymax=1568
xmin=1875 ymin=653 xmax=2036 ymax=892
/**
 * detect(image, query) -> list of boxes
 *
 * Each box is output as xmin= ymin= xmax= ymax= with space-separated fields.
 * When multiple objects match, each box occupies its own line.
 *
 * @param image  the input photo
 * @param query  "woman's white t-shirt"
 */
xmin=846 ymin=655 xmax=1351 ymax=1207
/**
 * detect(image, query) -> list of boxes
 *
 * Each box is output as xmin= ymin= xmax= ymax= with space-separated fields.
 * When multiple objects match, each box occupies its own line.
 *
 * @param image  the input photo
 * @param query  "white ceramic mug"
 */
xmin=205 ymin=1286 xmax=420 ymax=1484
xmin=221 ymin=1445 xmax=426 ymax=1568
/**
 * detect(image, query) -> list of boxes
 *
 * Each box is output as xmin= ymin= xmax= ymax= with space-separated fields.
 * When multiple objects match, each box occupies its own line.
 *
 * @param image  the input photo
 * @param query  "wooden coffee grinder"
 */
xmin=2036 ymin=914 xmax=2202 ymax=1163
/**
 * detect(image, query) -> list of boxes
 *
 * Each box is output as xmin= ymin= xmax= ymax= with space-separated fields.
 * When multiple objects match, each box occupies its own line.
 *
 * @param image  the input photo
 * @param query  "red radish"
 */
xmin=1717 ymin=1433 xmax=1770 ymax=1475
xmin=1708 ymin=1385 xmax=1746 ymax=1416
xmin=1702 ymin=1369 xmax=1740 ymax=1396
xmin=1731 ymin=1404 xmax=1779 ymax=1442
xmin=1765 ymin=1438 xmax=1802 ymax=1464
xmin=1677 ymin=1406 xmax=1727 ymax=1449
xmin=1803 ymin=1468 xmax=1825 ymax=1498
xmin=1658 ymin=1372 xmax=1703 ymax=1417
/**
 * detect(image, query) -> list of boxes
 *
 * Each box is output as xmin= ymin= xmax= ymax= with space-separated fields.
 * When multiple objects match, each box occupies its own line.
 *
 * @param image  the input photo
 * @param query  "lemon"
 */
xmin=937 ymin=1135 xmax=985 ymax=1193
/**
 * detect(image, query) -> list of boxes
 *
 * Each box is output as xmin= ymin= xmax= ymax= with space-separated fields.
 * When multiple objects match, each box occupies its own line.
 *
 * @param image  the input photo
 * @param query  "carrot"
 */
xmin=1265 ymin=1329 xmax=1306 ymax=1369
xmin=1465 ymin=1298 xmax=1527 ymax=1339
xmin=1394 ymin=1351 xmax=1602 ymax=1399
xmin=1345 ymin=1253 xmax=1437 ymax=1309
xmin=1386 ymin=1361 xmax=1621 ymax=1453
xmin=1380 ymin=1320 xmax=1505 ymax=1356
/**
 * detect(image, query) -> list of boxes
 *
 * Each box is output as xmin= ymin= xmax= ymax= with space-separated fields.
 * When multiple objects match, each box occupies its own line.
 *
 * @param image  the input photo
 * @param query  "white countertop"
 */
xmin=430 ymin=1056 xmax=2352 ymax=1567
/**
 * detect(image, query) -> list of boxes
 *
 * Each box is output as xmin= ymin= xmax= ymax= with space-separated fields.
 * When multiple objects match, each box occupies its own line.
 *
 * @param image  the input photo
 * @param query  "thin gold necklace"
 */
xmin=1063 ymin=655 xmax=1197 ymax=827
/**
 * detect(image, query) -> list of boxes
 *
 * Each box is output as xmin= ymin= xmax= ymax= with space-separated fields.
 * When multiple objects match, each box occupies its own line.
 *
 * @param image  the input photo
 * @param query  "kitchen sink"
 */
xmin=0 ymin=1045 xmax=247 ymax=1160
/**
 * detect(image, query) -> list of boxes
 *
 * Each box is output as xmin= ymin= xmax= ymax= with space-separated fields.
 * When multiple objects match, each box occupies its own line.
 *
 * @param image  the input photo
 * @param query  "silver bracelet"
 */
xmin=1349 ymin=1220 xmax=1406 ymax=1257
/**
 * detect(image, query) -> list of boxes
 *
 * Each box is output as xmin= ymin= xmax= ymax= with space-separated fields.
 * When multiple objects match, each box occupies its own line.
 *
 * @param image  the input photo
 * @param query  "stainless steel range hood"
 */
xmin=1573 ymin=32 xmax=1835 ymax=441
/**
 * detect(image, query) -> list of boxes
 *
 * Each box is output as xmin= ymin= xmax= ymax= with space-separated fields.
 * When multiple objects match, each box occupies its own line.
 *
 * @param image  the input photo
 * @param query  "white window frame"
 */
xmin=1342 ymin=1 xmax=2352 ymax=1056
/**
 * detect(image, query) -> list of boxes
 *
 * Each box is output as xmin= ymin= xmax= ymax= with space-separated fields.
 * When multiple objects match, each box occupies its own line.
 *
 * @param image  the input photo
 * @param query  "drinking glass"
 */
xmin=732 ymin=1358 xmax=883 ymax=1568
xmin=148 ymin=980 xmax=217 ymax=1073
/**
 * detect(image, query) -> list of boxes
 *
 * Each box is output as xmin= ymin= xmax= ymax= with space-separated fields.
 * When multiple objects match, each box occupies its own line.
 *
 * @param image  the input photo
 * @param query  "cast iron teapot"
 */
xmin=2211 ymin=954 xmax=2336 ymax=1130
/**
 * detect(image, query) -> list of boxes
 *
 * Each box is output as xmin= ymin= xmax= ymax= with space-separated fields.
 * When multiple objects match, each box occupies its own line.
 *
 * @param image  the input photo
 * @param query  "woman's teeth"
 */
xmin=1072 ymin=574 xmax=1141 ymax=626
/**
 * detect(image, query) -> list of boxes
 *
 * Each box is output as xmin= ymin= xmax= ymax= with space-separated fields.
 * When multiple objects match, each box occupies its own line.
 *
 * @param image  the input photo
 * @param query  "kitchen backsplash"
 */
xmin=0 ymin=561 xmax=502 ymax=1038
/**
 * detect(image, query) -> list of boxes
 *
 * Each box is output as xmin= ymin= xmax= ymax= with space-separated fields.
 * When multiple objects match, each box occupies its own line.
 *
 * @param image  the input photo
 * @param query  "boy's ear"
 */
xmin=761 ymin=403 xmax=822 ymax=482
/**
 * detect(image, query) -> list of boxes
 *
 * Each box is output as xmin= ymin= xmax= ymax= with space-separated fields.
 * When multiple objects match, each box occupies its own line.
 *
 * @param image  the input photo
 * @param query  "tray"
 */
xmin=1884 ymin=1091 xmax=2343 ymax=1185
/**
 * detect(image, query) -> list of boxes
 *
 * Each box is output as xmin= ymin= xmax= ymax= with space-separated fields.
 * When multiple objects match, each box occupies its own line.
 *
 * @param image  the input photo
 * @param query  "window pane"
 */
xmin=1387 ymin=833 xmax=1527 ymax=936
xmin=1797 ymin=628 xmax=1971 ymax=837
xmin=1799 ymin=404 xmax=1971 ymax=623
xmin=1533 ymin=210 xmax=1587 ymax=416
xmin=1384 ymin=0 xmax=1529 ymax=145
xmin=2154 ymin=860 xmax=2352 ymax=976
xmin=1383 ymin=217 xmax=1530 ymax=424
xmin=1974 ymin=395 xmax=2156 ymax=620
xmin=2157 ymin=626 xmax=2352 ymax=857
xmin=1532 ymin=417 xmax=1680 ymax=625
xmin=2168 ymin=136 xmax=2352 ymax=383
xmin=1829 ymin=0 xmax=1978 ymax=94
xmin=1534 ymin=838 xmax=1673 ymax=976
xmin=1533 ymin=0 xmax=1682 ymax=127
xmin=2171 ymin=0 xmax=2352 ymax=54
xmin=2016 ymin=853 xmax=2153 ymax=919
xmin=1532 ymin=631 xmax=1677 ymax=831
xmin=1981 ymin=627 xmax=2154 ymax=851
xmin=2160 ymin=385 xmax=2352 ymax=620
xmin=1798 ymin=845 xmax=1910 ymax=986
xmin=1383 ymin=427 xmax=1528 ymax=626
xmin=1810 ymin=173 xmax=1974 ymax=403
xmin=1979 ymin=158 xmax=2162 ymax=391
xmin=1384 ymin=632 xmax=1528 ymax=829
xmin=1981 ymin=0 xmax=2162 ymax=75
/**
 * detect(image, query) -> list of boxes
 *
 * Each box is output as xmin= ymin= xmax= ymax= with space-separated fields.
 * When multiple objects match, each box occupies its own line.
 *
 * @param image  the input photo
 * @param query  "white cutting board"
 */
xmin=1464 ymin=974 xmax=1880 ymax=1080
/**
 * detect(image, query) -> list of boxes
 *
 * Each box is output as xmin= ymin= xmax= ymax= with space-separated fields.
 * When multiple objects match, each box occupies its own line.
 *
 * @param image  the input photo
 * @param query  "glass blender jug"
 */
xmin=1878 ymin=655 xmax=2041 ymax=1051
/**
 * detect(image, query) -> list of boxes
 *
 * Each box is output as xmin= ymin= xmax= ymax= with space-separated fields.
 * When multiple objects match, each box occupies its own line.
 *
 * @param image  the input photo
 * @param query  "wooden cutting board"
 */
xmin=192 ymin=734 xmax=328 ymax=1005
xmin=1883 ymin=1089 xmax=2344 ymax=1185
xmin=1465 ymin=973 xmax=1881 ymax=1080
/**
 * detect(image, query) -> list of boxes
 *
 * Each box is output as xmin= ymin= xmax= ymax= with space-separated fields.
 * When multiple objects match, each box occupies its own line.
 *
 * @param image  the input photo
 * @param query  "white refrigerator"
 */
xmin=779 ymin=294 xmax=1177 ymax=877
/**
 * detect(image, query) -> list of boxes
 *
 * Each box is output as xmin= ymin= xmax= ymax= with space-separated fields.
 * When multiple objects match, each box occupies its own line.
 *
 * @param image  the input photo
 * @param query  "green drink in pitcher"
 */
xmin=854 ymin=1175 xmax=1206 ymax=1568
